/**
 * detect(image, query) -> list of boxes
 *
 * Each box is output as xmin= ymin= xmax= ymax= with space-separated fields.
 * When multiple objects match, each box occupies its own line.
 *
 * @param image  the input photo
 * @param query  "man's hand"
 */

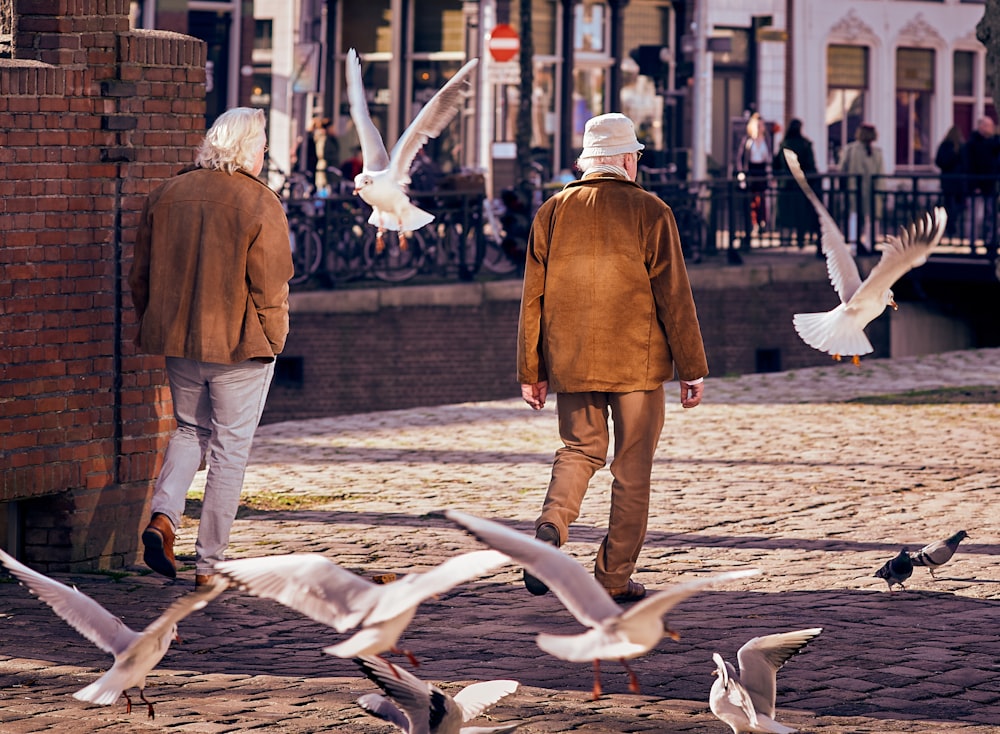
xmin=680 ymin=380 xmax=704 ymax=409
xmin=521 ymin=381 xmax=548 ymax=410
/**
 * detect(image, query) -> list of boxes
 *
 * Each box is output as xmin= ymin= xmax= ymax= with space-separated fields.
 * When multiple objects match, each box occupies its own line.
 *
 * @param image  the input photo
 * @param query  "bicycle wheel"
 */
xmin=289 ymin=221 xmax=323 ymax=285
xmin=441 ymin=220 xmax=485 ymax=280
xmin=362 ymin=229 xmax=424 ymax=282
xmin=480 ymin=238 xmax=520 ymax=274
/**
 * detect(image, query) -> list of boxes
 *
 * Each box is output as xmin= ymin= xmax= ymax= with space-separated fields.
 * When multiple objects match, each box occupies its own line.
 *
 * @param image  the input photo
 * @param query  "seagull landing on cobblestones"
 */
xmin=909 ymin=530 xmax=969 ymax=578
xmin=874 ymin=548 xmax=914 ymax=591
xmin=355 ymin=655 xmax=520 ymax=734
xmin=445 ymin=509 xmax=760 ymax=699
xmin=0 ymin=548 xmax=226 ymax=719
xmin=214 ymin=550 xmax=509 ymax=665
xmin=783 ymin=149 xmax=946 ymax=364
xmin=347 ymin=47 xmax=478 ymax=250
xmin=709 ymin=628 xmax=822 ymax=734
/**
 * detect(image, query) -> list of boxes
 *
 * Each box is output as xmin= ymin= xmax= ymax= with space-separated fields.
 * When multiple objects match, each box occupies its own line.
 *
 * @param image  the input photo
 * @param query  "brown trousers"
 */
xmin=537 ymin=386 xmax=666 ymax=589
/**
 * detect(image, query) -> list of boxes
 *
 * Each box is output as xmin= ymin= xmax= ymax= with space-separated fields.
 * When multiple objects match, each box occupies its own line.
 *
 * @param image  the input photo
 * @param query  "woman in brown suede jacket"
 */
xmin=130 ymin=107 xmax=293 ymax=587
xmin=517 ymin=113 xmax=708 ymax=602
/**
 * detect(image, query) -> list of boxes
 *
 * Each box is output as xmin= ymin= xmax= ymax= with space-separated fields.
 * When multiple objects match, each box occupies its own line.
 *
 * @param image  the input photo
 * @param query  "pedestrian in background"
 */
xmin=129 ymin=107 xmax=294 ymax=588
xmin=839 ymin=122 xmax=884 ymax=254
xmin=773 ymin=118 xmax=821 ymax=255
xmin=962 ymin=116 xmax=1000 ymax=258
xmin=737 ymin=112 xmax=771 ymax=234
xmin=517 ymin=113 xmax=708 ymax=603
xmin=935 ymin=125 xmax=966 ymax=237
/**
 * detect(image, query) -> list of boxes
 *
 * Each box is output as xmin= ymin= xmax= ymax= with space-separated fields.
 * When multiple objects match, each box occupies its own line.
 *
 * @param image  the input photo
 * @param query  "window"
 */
xmin=895 ymin=47 xmax=934 ymax=167
xmin=953 ymin=50 xmax=976 ymax=138
xmin=827 ymin=45 xmax=869 ymax=167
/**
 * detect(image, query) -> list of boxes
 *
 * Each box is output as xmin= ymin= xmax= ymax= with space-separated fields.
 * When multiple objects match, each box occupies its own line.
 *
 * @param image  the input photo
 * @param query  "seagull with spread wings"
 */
xmin=346 ymin=48 xmax=479 ymax=249
xmin=445 ymin=509 xmax=759 ymax=699
xmin=783 ymin=149 xmax=946 ymax=364
xmin=355 ymin=655 xmax=520 ymax=734
xmin=709 ymin=628 xmax=822 ymax=734
xmin=0 ymin=548 xmax=227 ymax=719
xmin=214 ymin=550 xmax=508 ymax=665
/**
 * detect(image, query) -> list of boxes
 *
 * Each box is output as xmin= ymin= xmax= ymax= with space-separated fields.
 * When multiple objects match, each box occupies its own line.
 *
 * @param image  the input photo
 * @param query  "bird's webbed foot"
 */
xmin=591 ymin=660 xmax=603 ymax=700
xmin=621 ymin=658 xmax=641 ymax=694
xmin=139 ymin=689 xmax=156 ymax=719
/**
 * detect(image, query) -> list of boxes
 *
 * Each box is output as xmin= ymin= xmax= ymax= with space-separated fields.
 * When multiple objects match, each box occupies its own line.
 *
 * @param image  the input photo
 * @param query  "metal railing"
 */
xmin=284 ymin=171 xmax=998 ymax=288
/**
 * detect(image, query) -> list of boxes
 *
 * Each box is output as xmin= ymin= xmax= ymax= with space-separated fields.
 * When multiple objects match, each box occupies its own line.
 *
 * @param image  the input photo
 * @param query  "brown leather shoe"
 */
xmin=606 ymin=579 xmax=646 ymax=603
xmin=142 ymin=513 xmax=176 ymax=579
xmin=195 ymin=574 xmax=216 ymax=588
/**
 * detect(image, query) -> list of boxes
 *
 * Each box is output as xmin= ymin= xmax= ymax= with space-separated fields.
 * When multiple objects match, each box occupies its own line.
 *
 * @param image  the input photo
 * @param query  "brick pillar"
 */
xmin=0 ymin=0 xmax=205 ymax=571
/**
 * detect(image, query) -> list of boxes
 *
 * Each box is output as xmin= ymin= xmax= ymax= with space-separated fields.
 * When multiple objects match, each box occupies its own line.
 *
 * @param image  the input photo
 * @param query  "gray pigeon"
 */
xmin=909 ymin=530 xmax=969 ymax=578
xmin=874 ymin=549 xmax=913 ymax=591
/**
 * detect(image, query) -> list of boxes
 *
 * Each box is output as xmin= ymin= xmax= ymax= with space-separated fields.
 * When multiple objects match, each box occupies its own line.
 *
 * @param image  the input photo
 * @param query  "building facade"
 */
xmin=119 ymin=1 xmax=993 ymax=187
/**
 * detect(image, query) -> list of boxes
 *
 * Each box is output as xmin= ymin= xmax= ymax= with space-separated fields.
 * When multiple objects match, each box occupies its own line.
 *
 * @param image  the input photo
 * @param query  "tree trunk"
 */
xmin=516 ymin=0 xmax=535 ymax=186
xmin=977 ymin=0 xmax=1000 ymax=115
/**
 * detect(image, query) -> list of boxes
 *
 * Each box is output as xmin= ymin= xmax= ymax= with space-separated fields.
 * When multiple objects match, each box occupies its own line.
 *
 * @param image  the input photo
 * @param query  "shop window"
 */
xmin=827 ymin=45 xmax=868 ymax=168
xmin=895 ymin=47 xmax=934 ymax=168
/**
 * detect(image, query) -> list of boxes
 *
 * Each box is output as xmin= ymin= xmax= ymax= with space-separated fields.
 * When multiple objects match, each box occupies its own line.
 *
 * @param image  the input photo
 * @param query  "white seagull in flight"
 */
xmin=0 ymin=548 xmax=227 ymax=719
xmin=346 ymin=48 xmax=479 ymax=249
xmin=445 ymin=509 xmax=759 ymax=699
xmin=214 ymin=550 xmax=509 ymax=665
xmin=355 ymin=655 xmax=520 ymax=734
xmin=783 ymin=148 xmax=946 ymax=364
xmin=709 ymin=628 xmax=822 ymax=734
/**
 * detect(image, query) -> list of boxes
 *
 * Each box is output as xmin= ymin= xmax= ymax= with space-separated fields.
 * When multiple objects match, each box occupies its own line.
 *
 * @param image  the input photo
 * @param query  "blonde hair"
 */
xmin=195 ymin=107 xmax=266 ymax=174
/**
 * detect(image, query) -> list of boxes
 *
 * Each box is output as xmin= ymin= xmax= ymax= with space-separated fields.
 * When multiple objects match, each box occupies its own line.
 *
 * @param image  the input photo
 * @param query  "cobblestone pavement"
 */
xmin=1 ymin=349 xmax=999 ymax=733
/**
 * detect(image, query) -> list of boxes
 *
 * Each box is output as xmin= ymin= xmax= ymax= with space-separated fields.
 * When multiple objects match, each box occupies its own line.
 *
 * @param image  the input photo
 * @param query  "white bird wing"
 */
xmin=710 ymin=654 xmax=762 ymax=730
xmin=356 ymin=655 xmax=435 ymax=734
xmin=848 ymin=207 xmax=946 ymax=310
xmin=452 ymin=679 xmax=518 ymax=722
xmin=387 ymin=58 xmax=479 ymax=184
xmin=357 ymin=692 xmax=412 ymax=732
xmin=782 ymin=148 xmax=862 ymax=303
xmin=371 ymin=549 xmax=510 ymax=625
xmin=618 ymin=569 xmax=762 ymax=629
xmin=137 ymin=576 xmax=229 ymax=643
xmin=346 ymin=48 xmax=390 ymax=172
xmin=444 ymin=510 xmax=623 ymax=628
xmin=214 ymin=553 xmax=379 ymax=632
xmin=0 ymin=549 xmax=138 ymax=657
xmin=736 ymin=627 xmax=822 ymax=718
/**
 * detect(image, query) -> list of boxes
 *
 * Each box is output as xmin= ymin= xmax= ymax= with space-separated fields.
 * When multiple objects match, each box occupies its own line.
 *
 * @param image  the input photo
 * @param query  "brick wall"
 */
xmin=261 ymin=265 xmax=863 ymax=425
xmin=0 ymin=0 xmax=205 ymax=570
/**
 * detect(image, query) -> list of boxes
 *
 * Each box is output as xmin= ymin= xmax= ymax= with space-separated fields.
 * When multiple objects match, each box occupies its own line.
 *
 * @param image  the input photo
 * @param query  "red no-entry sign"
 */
xmin=488 ymin=24 xmax=520 ymax=63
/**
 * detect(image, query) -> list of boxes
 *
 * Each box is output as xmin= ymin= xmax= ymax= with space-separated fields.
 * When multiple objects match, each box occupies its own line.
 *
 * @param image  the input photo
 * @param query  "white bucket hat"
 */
xmin=579 ymin=113 xmax=644 ymax=159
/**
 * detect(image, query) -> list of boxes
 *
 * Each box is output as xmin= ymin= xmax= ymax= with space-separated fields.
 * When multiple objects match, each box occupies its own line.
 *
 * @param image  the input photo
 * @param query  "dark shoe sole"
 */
xmin=142 ymin=527 xmax=177 ymax=578
xmin=608 ymin=579 xmax=646 ymax=603
xmin=523 ymin=523 xmax=561 ymax=596
xmin=524 ymin=569 xmax=550 ymax=596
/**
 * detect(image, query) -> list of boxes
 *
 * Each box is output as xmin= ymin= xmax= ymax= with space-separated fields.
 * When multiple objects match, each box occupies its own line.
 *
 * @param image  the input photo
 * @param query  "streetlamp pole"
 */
xmin=691 ymin=0 xmax=709 ymax=180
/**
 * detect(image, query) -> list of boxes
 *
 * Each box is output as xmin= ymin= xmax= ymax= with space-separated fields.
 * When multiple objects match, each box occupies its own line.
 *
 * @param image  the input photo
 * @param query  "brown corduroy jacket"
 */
xmin=517 ymin=174 xmax=708 ymax=392
xmin=129 ymin=167 xmax=293 ymax=364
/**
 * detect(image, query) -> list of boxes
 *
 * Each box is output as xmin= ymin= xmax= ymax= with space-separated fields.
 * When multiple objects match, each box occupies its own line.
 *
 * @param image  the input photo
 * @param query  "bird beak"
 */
xmin=352 ymin=188 xmax=359 ymax=195
xmin=889 ymin=296 xmax=898 ymax=310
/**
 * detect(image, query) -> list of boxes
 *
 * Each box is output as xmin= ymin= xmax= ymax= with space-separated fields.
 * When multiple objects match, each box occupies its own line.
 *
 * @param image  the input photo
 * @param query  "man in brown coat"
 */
xmin=129 ymin=107 xmax=294 ymax=587
xmin=517 ymin=113 xmax=708 ymax=602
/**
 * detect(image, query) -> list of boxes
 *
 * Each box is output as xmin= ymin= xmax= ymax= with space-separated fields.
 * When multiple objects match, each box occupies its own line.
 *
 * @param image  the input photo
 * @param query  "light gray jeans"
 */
xmin=152 ymin=356 xmax=275 ymax=575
